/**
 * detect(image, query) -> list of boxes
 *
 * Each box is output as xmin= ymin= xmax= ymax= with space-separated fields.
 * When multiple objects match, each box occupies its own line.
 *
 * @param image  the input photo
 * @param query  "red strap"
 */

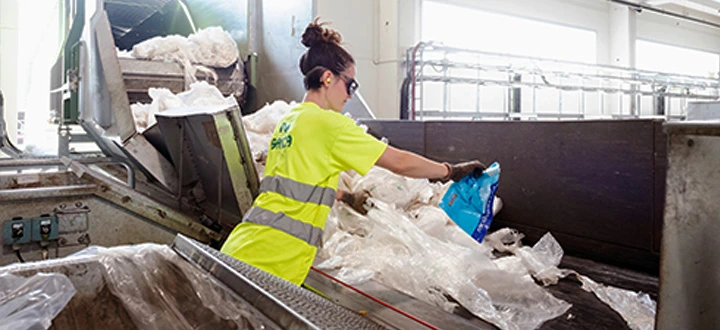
xmin=311 ymin=267 xmax=440 ymax=330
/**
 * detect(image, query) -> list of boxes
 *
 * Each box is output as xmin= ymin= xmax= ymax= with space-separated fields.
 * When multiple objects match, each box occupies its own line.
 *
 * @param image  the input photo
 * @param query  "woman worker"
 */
xmin=221 ymin=19 xmax=486 ymax=286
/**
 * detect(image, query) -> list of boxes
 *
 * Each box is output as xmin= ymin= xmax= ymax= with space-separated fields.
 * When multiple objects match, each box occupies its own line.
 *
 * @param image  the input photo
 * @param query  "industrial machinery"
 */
xmin=2 ymin=1 xmax=716 ymax=329
xmin=1 ymin=0 xmax=258 ymax=264
xmin=1 ymin=1 xmax=435 ymax=329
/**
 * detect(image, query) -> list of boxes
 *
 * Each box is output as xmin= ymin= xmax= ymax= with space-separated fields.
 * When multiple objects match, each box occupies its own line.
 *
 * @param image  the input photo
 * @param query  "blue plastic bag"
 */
xmin=439 ymin=162 xmax=500 ymax=244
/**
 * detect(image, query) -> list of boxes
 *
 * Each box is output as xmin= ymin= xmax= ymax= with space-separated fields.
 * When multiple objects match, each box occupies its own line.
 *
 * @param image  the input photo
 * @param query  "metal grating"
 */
xmin=173 ymin=234 xmax=387 ymax=330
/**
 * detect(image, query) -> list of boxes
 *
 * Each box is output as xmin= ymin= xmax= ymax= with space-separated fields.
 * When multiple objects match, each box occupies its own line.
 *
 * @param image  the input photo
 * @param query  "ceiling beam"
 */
xmin=610 ymin=0 xmax=720 ymax=29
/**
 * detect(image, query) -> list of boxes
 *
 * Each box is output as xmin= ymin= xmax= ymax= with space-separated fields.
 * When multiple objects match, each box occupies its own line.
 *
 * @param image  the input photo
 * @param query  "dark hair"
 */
xmin=299 ymin=18 xmax=355 ymax=90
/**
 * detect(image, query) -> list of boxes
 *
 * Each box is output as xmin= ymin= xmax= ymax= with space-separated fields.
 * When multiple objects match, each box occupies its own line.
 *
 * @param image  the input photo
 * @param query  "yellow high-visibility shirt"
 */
xmin=221 ymin=101 xmax=387 ymax=285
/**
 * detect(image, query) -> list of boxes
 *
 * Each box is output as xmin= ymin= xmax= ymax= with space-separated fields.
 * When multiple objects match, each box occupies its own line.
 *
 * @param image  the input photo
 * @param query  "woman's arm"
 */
xmin=375 ymin=146 xmax=449 ymax=179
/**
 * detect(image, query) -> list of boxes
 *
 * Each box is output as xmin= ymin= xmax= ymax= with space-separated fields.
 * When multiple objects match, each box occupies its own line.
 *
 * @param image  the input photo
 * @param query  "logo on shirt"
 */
xmin=270 ymin=121 xmax=293 ymax=150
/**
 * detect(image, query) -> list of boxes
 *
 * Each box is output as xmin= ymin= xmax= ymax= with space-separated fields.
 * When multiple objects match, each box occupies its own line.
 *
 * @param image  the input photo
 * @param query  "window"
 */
xmin=636 ymin=40 xmax=720 ymax=117
xmin=420 ymin=1 xmax=598 ymax=118
xmin=636 ymin=40 xmax=719 ymax=78
xmin=6 ymin=0 xmax=62 ymax=153
xmin=421 ymin=1 xmax=597 ymax=63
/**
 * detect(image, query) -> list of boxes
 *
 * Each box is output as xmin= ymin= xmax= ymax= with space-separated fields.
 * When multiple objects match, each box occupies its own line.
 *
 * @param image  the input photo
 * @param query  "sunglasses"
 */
xmin=340 ymin=74 xmax=359 ymax=96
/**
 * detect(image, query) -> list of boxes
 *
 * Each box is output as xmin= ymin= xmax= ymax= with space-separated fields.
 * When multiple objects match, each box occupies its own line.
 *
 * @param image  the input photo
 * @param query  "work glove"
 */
xmin=431 ymin=160 xmax=487 ymax=183
xmin=339 ymin=190 xmax=372 ymax=215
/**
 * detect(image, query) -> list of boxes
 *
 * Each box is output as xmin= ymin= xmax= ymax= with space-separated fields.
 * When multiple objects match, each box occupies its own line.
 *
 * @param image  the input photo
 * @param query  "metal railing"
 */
xmin=403 ymin=42 xmax=720 ymax=121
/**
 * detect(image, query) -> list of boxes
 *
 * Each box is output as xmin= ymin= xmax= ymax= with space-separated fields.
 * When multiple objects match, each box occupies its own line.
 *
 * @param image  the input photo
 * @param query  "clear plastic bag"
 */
xmin=491 ymin=232 xmax=657 ymax=329
xmin=0 ymin=273 xmax=76 ymax=330
xmin=514 ymin=232 xmax=573 ymax=286
xmin=577 ymin=274 xmax=656 ymax=330
xmin=349 ymin=167 xmax=436 ymax=210
xmin=130 ymin=81 xmax=237 ymax=132
xmin=70 ymin=244 xmax=270 ymax=330
xmin=322 ymin=166 xmax=659 ymax=329
xmin=319 ymin=200 xmax=571 ymax=330
xmin=131 ymin=27 xmax=239 ymax=90
xmin=484 ymin=227 xmax=525 ymax=254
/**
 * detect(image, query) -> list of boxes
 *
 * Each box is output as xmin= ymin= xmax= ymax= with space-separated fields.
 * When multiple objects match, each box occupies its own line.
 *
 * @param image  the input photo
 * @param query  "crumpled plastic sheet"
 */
xmin=484 ymin=228 xmax=525 ymax=254
xmin=70 ymin=244 xmax=268 ymax=330
xmin=319 ymin=177 xmax=570 ymax=330
xmin=492 ymin=231 xmax=657 ymax=330
xmin=131 ymin=27 xmax=239 ymax=89
xmin=0 ymin=273 xmax=76 ymax=330
xmin=514 ymin=233 xmax=575 ymax=286
xmin=132 ymin=27 xmax=239 ymax=68
xmin=130 ymin=81 xmax=237 ymax=132
xmin=577 ymin=274 xmax=656 ymax=330
xmin=319 ymin=167 xmax=659 ymax=330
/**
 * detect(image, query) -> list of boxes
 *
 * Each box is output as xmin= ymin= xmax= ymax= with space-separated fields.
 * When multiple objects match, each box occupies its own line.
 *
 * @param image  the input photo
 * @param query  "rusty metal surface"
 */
xmin=120 ymin=134 xmax=179 ymax=193
xmin=62 ymin=158 xmax=221 ymax=242
xmin=119 ymin=58 xmax=246 ymax=105
xmin=663 ymin=121 xmax=720 ymax=136
xmin=217 ymin=109 xmax=258 ymax=215
xmin=361 ymin=119 xmax=665 ymax=274
xmin=0 ymin=185 xmax=98 ymax=201
xmin=0 ymin=157 xmax=109 ymax=168
xmin=0 ymin=158 xmax=135 ymax=189
xmin=0 ymin=196 xmax=177 ymax=266
xmin=156 ymin=105 xmax=258 ymax=229
xmin=653 ymin=122 xmax=668 ymax=253
xmin=0 ymin=160 xmax=218 ymax=264
xmin=92 ymin=162 xmax=180 ymax=209
xmin=0 ymin=171 xmax=82 ymax=189
xmin=657 ymin=129 xmax=720 ymax=330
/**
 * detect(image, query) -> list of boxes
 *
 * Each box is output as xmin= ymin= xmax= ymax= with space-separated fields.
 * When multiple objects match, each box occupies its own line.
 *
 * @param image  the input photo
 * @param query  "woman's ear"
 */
xmin=321 ymin=70 xmax=333 ymax=87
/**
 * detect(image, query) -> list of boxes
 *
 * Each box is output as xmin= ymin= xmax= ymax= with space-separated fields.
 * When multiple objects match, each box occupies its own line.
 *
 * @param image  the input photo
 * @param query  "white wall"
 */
xmin=0 ymin=0 xmax=19 ymax=142
xmin=636 ymin=8 xmax=720 ymax=54
xmin=315 ymin=0 xmax=720 ymax=119
xmin=315 ymin=0 xmax=379 ymax=116
xmin=315 ymin=0 xmax=402 ymax=119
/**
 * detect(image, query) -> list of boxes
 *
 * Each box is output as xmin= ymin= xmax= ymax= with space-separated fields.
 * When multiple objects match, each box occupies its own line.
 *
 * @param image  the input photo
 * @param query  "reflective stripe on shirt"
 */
xmin=243 ymin=206 xmax=323 ymax=247
xmin=259 ymin=175 xmax=336 ymax=207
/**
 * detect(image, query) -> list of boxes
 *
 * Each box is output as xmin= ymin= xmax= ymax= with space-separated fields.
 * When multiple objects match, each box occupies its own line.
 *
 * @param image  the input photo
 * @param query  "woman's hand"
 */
xmin=432 ymin=160 xmax=487 ymax=183
xmin=338 ymin=190 xmax=372 ymax=215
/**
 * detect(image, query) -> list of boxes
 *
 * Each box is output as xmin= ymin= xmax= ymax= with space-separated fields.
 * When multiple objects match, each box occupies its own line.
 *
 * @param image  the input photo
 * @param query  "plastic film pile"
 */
xmin=124 ymin=26 xmax=241 ymax=89
xmin=130 ymin=81 xmax=237 ymax=132
xmin=0 ymin=245 xmax=275 ymax=330
xmin=244 ymin=101 xmax=657 ymax=330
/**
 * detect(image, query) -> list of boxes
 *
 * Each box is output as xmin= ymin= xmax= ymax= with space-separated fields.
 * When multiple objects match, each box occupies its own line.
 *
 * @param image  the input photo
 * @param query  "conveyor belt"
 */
xmin=172 ymin=234 xmax=386 ymax=330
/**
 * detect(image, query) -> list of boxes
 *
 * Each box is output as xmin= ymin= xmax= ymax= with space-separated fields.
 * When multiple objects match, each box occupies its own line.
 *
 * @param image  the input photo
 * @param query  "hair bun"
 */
xmin=301 ymin=17 xmax=342 ymax=48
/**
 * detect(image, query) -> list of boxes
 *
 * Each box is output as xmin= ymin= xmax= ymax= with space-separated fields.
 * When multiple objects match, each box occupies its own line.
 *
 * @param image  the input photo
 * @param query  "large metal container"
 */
xmin=657 ymin=122 xmax=720 ymax=330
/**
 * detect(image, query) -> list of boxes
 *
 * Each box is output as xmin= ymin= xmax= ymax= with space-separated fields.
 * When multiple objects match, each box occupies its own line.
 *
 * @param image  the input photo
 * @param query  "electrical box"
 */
xmin=32 ymin=215 xmax=59 ymax=242
xmin=2 ymin=218 xmax=32 ymax=245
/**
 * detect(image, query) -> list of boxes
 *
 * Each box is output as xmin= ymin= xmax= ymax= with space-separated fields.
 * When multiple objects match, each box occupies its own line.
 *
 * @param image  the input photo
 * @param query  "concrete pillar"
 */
xmin=609 ymin=3 xmax=636 ymax=68
xmin=608 ymin=2 xmax=637 ymax=116
xmin=0 ymin=0 xmax=19 ymax=143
